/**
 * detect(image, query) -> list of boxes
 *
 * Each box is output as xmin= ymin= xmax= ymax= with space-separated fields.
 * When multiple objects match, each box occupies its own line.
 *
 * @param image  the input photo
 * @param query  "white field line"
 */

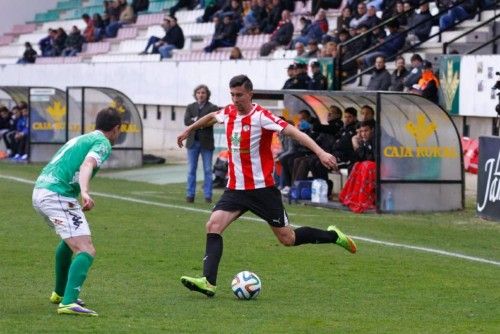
xmin=2 ymin=174 xmax=499 ymax=267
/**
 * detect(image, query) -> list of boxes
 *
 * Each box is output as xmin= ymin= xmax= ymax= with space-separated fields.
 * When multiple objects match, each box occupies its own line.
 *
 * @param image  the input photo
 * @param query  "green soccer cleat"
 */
xmin=49 ymin=291 xmax=85 ymax=306
xmin=57 ymin=303 xmax=98 ymax=316
xmin=180 ymin=276 xmax=216 ymax=297
xmin=328 ymin=225 xmax=357 ymax=254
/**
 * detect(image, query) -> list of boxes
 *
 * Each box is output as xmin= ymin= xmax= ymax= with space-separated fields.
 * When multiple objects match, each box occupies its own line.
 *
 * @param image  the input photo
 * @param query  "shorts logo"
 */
xmin=68 ymin=211 xmax=83 ymax=230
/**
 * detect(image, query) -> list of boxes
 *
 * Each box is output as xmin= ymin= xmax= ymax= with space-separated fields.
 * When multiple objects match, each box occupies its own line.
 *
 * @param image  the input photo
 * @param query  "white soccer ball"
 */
xmin=231 ymin=271 xmax=262 ymax=300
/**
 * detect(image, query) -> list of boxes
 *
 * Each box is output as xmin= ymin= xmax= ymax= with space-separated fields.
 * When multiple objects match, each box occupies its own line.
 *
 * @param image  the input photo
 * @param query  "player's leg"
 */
xmin=53 ymin=240 xmax=73 ymax=298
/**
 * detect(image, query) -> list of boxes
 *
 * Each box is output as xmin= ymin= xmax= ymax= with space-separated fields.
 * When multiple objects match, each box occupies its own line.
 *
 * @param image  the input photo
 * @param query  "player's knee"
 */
xmin=277 ymin=233 xmax=295 ymax=247
xmin=206 ymin=219 xmax=223 ymax=233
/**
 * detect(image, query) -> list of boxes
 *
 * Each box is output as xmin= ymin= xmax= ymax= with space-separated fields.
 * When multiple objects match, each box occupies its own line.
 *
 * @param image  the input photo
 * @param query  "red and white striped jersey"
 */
xmin=215 ymin=103 xmax=289 ymax=190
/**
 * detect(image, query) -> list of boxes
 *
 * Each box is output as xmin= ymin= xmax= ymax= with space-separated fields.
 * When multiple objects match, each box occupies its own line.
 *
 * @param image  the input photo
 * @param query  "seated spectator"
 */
xmin=320 ymin=41 xmax=336 ymax=57
xmin=61 ymin=26 xmax=85 ymax=57
xmin=239 ymin=0 xmax=267 ymax=34
xmin=282 ymin=63 xmax=297 ymax=89
xmin=309 ymin=61 xmax=328 ymax=90
xmin=105 ymin=0 xmax=136 ymax=38
xmin=17 ymin=42 xmax=37 ymax=64
xmin=336 ymin=6 xmax=352 ymax=33
xmin=0 ymin=106 xmax=11 ymax=155
xmin=204 ymin=15 xmax=239 ymax=52
xmin=2 ymin=106 xmax=20 ymax=157
xmin=292 ymin=10 xmax=328 ymax=48
xmin=339 ymin=119 xmax=376 ymax=213
xmin=53 ymin=28 xmax=67 ymax=56
xmin=403 ymin=53 xmax=423 ymax=90
xmin=407 ymin=2 xmax=432 ymax=44
xmin=10 ymin=102 xmax=29 ymax=161
xmin=361 ymin=20 xmax=405 ymax=68
xmin=131 ymin=0 xmax=149 ymax=14
xmin=359 ymin=105 xmax=375 ymax=122
xmin=198 ymin=0 xmax=225 ymax=23
xmin=367 ymin=56 xmax=391 ymax=91
xmin=304 ymin=39 xmax=320 ymax=58
xmin=39 ymin=29 xmax=57 ymax=57
xmin=410 ymin=60 xmax=439 ymax=104
xmin=295 ymin=42 xmax=306 ymax=57
xmin=229 ymin=46 xmax=243 ymax=59
xmin=286 ymin=62 xmax=311 ymax=89
xmin=259 ymin=9 xmax=293 ymax=56
xmin=349 ymin=2 xmax=368 ymax=29
xmin=93 ymin=13 xmax=106 ymax=42
xmin=216 ymin=0 xmax=244 ymax=25
xmin=170 ymin=0 xmax=197 ymax=17
xmin=438 ymin=0 xmax=475 ymax=31
xmin=331 ymin=106 xmax=358 ymax=170
xmin=363 ymin=5 xmax=381 ymax=29
xmin=389 ymin=56 xmax=408 ymax=91
xmin=260 ymin=0 xmax=284 ymax=34
xmin=144 ymin=16 xmax=184 ymax=59
xmin=82 ymin=14 xmax=95 ymax=43
xmin=313 ymin=0 xmax=342 ymax=16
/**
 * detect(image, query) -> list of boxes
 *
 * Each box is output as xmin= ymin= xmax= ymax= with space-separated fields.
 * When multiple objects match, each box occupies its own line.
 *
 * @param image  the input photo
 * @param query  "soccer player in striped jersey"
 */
xmin=32 ymin=108 xmax=122 ymax=316
xmin=177 ymin=75 xmax=357 ymax=297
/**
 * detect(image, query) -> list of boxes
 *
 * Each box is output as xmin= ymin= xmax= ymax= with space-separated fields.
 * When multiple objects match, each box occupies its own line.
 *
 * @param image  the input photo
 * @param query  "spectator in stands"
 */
xmin=10 ymin=102 xmax=29 ymax=161
xmin=295 ymin=42 xmax=306 ymax=57
xmin=367 ymin=56 xmax=391 ymax=90
xmin=141 ymin=17 xmax=170 ymax=54
xmin=313 ymin=0 xmax=342 ymax=16
xmin=359 ymin=105 xmax=375 ymax=122
xmin=361 ymin=20 xmax=405 ymax=68
xmin=105 ymin=0 xmax=136 ymax=38
xmin=321 ymin=41 xmax=337 ymax=58
xmin=198 ymin=0 xmax=224 ymax=23
xmin=292 ymin=9 xmax=329 ymax=48
xmin=17 ymin=42 xmax=37 ymax=64
xmin=82 ymin=14 xmax=95 ymax=43
xmin=238 ymin=0 xmax=268 ymax=34
xmin=61 ymin=26 xmax=85 ymax=57
xmin=403 ymin=53 xmax=423 ymax=90
xmin=282 ymin=63 xmax=297 ymax=89
xmin=131 ymin=0 xmax=150 ymax=14
xmin=54 ymin=28 xmax=67 ymax=56
xmin=170 ymin=0 xmax=197 ymax=17
xmin=410 ymin=60 xmax=439 ymax=104
xmin=330 ymin=106 xmax=358 ymax=171
xmin=204 ymin=14 xmax=239 ymax=52
xmin=407 ymin=1 xmax=433 ymax=43
xmin=259 ymin=9 xmax=294 ymax=56
xmin=184 ymin=84 xmax=220 ymax=203
xmin=389 ymin=56 xmax=408 ymax=91
xmin=39 ymin=29 xmax=57 ymax=57
xmin=349 ymin=2 xmax=368 ymax=29
xmin=304 ymin=39 xmax=320 ymax=58
xmin=216 ymin=0 xmax=244 ymax=25
xmin=157 ymin=16 xmax=185 ymax=59
xmin=339 ymin=119 xmax=377 ymax=213
xmin=104 ymin=0 xmax=120 ymax=24
xmin=260 ymin=0 xmax=283 ymax=33
xmin=336 ymin=6 xmax=352 ymax=33
xmin=93 ymin=14 xmax=106 ymax=42
xmin=229 ymin=46 xmax=243 ymax=59
xmin=363 ymin=5 xmax=381 ymax=29
xmin=309 ymin=61 xmax=328 ymax=90
xmin=438 ymin=0 xmax=475 ymax=31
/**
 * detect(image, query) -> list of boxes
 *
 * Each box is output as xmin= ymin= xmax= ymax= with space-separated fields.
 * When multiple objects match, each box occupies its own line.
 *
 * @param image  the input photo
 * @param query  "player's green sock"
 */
xmin=54 ymin=241 xmax=73 ymax=296
xmin=61 ymin=252 xmax=94 ymax=305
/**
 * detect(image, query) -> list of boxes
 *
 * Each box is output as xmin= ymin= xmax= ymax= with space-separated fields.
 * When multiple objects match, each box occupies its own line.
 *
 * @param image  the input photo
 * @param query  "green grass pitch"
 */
xmin=0 ymin=162 xmax=499 ymax=333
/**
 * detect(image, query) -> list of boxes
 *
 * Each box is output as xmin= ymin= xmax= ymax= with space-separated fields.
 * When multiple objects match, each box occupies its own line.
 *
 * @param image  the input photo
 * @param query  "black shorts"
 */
xmin=213 ymin=186 xmax=289 ymax=227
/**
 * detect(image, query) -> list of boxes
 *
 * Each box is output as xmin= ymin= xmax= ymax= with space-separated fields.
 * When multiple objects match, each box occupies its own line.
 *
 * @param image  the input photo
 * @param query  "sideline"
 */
xmin=2 ymin=174 xmax=499 ymax=267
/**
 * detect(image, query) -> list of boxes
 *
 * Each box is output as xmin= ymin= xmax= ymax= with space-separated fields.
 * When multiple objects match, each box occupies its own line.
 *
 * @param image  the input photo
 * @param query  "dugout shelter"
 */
xmin=0 ymin=86 xmax=142 ymax=168
xmin=253 ymin=90 xmax=464 ymax=213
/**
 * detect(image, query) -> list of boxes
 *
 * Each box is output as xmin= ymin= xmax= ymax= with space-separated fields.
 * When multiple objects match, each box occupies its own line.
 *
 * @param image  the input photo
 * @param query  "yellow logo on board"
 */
xmin=405 ymin=114 xmax=437 ymax=145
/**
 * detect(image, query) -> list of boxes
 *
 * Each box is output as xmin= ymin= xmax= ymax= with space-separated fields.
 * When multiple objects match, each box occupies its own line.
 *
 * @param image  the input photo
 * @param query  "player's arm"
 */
xmin=177 ymin=111 xmax=219 ymax=148
xmin=79 ymin=156 xmax=97 ymax=211
xmin=282 ymin=125 xmax=336 ymax=170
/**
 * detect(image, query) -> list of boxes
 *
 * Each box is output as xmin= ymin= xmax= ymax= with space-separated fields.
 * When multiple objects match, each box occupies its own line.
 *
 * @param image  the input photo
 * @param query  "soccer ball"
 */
xmin=231 ymin=271 xmax=262 ymax=300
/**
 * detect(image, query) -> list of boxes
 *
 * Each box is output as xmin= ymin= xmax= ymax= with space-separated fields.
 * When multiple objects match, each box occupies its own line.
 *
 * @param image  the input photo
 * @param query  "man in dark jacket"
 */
xmin=157 ymin=16 xmax=184 ymax=58
xmin=287 ymin=62 xmax=311 ymax=89
xmin=367 ymin=56 xmax=391 ymax=90
xmin=17 ymin=42 xmax=37 ymax=64
xmin=61 ymin=26 xmax=85 ymax=57
xmin=204 ymin=15 xmax=238 ymax=52
xmin=309 ymin=61 xmax=328 ymax=90
xmin=407 ymin=2 xmax=433 ymax=43
xmin=259 ymin=10 xmax=294 ymax=56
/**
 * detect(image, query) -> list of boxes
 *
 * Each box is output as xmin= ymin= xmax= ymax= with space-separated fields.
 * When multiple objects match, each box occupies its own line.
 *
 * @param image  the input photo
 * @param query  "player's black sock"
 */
xmin=294 ymin=227 xmax=338 ymax=246
xmin=203 ymin=233 xmax=223 ymax=286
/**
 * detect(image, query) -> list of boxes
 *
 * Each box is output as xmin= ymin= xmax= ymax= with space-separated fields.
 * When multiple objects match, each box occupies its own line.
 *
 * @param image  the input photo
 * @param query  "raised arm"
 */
xmin=282 ymin=125 xmax=336 ymax=170
xmin=177 ymin=111 xmax=219 ymax=148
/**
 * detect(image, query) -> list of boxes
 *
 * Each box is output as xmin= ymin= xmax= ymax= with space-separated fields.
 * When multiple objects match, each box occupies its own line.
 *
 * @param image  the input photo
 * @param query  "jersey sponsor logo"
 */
xmin=231 ymin=133 xmax=241 ymax=146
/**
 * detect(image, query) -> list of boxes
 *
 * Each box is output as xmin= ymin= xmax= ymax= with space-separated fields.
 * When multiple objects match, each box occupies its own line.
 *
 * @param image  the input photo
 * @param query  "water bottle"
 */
xmin=319 ymin=180 xmax=328 ymax=203
xmin=311 ymin=179 xmax=328 ymax=203
xmin=385 ymin=191 xmax=394 ymax=212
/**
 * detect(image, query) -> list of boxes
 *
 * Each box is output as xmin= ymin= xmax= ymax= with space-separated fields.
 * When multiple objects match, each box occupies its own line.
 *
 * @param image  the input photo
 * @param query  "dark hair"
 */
xmin=410 ymin=54 xmax=423 ymax=62
xmin=361 ymin=105 xmax=374 ymax=114
xmin=95 ymin=107 xmax=122 ymax=131
xmin=18 ymin=101 xmax=28 ymax=109
xmin=193 ymin=84 xmax=211 ymax=100
xmin=229 ymin=75 xmax=253 ymax=91
xmin=344 ymin=107 xmax=357 ymax=117
xmin=359 ymin=119 xmax=376 ymax=129
xmin=329 ymin=105 xmax=342 ymax=117
xmin=82 ymin=13 xmax=90 ymax=20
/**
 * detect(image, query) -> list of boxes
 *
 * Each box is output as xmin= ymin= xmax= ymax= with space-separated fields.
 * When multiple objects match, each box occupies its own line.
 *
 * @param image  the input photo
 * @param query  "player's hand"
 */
xmin=319 ymin=152 xmax=337 ymax=171
xmin=177 ymin=129 xmax=190 ymax=148
xmin=81 ymin=192 xmax=95 ymax=211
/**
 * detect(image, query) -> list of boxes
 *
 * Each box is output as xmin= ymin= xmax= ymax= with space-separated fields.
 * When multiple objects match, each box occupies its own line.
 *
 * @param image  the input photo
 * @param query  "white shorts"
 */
xmin=32 ymin=188 xmax=91 ymax=239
